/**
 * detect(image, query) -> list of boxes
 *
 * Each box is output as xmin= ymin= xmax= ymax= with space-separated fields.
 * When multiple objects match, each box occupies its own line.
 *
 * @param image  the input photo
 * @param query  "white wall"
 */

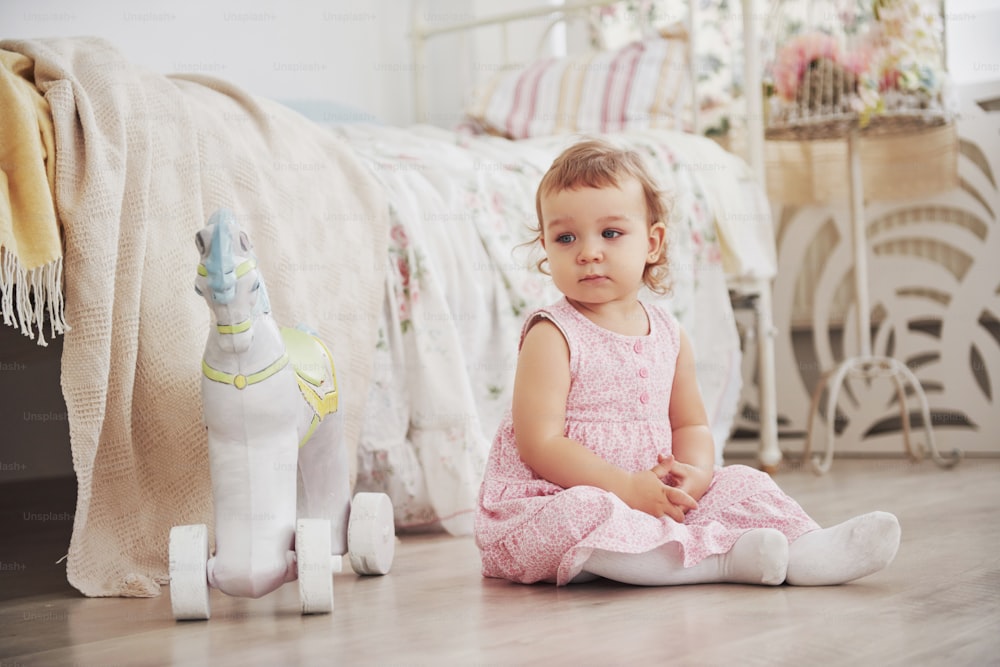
xmin=0 ymin=0 xmax=565 ymax=128
xmin=1 ymin=0 xmax=421 ymax=126
xmin=1 ymin=0 xmax=581 ymax=128
xmin=946 ymin=0 xmax=1000 ymax=86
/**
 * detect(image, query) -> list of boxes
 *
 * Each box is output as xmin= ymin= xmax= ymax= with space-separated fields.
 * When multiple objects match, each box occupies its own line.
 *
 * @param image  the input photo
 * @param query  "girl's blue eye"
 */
xmin=603 ymin=229 xmax=622 ymax=239
xmin=556 ymin=233 xmax=574 ymax=244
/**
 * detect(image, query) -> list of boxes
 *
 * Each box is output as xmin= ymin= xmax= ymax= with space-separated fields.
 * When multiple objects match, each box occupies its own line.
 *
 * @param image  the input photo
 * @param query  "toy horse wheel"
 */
xmin=348 ymin=492 xmax=395 ymax=576
xmin=169 ymin=524 xmax=211 ymax=620
xmin=296 ymin=518 xmax=334 ymax=614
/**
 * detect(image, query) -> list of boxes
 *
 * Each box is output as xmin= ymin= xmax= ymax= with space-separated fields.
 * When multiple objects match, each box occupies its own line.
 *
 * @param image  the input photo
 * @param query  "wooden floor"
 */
xmin=1 ymin=456 xmax=998 ymax=666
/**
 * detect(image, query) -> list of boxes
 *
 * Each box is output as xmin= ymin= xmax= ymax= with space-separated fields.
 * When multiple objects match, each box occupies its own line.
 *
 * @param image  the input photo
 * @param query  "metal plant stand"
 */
xmin=800 ymin=126 xmax=962 ymax=474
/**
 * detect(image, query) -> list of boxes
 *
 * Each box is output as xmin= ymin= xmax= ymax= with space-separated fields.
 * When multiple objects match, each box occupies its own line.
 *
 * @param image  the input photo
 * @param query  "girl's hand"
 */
xmin=657 ymin=454 xmax=713 ymax=504
xmin=622 ymin=467 xmax=697 ymax=522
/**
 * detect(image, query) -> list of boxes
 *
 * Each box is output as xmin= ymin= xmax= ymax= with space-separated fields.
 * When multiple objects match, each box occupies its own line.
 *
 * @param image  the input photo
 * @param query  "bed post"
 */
xmin=741 ymin=0 xmax=782 ymax=473
xmin=687 ymin=0 xmax=699 ymax=133
xmin=742 ymin=0 xmax=765 ymax=181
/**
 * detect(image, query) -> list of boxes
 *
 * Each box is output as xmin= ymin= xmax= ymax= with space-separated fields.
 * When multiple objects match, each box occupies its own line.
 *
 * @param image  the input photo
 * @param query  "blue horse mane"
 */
xmin=207 ymin=214 xmax=236 ymax=302
xmin=204 ymin=209 xmax=271 ymax=315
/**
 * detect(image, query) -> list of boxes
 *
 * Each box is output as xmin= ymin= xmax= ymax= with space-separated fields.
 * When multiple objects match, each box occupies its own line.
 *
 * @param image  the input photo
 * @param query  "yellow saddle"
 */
xmin=280 ymin=326 xmax=339 ymax=447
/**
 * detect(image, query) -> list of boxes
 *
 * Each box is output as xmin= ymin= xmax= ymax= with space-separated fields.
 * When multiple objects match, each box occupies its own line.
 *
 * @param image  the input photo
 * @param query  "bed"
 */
xmin=0 ymin=0 xmax=779 ymax=597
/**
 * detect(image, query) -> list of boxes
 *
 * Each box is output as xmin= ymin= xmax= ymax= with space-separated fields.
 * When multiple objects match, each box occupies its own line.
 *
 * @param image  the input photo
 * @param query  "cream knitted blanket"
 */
xmin=0 ymin=37 xmax=388 ymax=597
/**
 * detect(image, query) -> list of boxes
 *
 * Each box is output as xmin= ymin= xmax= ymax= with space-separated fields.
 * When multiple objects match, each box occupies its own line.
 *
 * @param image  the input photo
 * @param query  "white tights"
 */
xmin=579 ymin=512 xmax=900 ymax=587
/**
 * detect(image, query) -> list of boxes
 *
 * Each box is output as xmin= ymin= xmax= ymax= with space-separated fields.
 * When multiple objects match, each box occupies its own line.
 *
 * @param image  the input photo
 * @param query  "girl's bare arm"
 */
xmin=666 ymin=328 xmax=716 ymax=502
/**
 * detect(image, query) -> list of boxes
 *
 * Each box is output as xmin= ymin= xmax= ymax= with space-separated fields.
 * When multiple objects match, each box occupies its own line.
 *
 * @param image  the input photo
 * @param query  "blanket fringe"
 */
xmin=1 ymin=247 xmax=68 ymax=346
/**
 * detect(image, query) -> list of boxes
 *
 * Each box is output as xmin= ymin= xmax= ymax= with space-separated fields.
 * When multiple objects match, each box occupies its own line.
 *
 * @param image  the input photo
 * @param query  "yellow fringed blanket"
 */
xmin=0 ymin=48 xmax=64 ymax=344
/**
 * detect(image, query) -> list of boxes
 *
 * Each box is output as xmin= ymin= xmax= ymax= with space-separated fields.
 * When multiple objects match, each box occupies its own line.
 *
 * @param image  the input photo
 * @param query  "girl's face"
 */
xmin=539 ymin=177 xmax=665 ymax=308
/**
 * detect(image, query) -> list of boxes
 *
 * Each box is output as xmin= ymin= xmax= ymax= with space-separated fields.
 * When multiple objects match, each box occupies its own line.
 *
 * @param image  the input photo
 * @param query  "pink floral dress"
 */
xmin=475 ymin=298 xmax=820 ymax=585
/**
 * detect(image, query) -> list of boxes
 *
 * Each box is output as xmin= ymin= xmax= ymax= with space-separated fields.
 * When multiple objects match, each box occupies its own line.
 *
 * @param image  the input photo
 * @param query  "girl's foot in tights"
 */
xmin=786 ymin=511 xmax=901 ymax=586
xmin=581 ymin=528 xmax=789 ymax=586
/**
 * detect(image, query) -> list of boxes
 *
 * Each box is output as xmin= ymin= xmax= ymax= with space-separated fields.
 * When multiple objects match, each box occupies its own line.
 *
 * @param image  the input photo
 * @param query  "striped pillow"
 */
xmin=463 ymin=37 xmax=692 ymax=139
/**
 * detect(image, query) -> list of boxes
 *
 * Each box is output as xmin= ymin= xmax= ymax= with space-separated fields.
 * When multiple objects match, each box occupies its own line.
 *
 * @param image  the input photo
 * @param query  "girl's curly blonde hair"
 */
xmin=531 ymin=138 xmax=672 ymax=295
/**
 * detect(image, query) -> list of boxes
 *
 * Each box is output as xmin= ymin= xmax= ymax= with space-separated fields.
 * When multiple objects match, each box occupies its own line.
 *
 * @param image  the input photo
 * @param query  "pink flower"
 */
xmin=707 ymin=245 xmax=722 ymax=265
xmin=841 ymin=45 xmax=874 ymax=76
xmin=390 ymin=225 xmax=408 ymax=248
xmin=397 ymin=257 xmax=411 ymax=287
xmin=772 ymin=32 xmax=842 ymax=101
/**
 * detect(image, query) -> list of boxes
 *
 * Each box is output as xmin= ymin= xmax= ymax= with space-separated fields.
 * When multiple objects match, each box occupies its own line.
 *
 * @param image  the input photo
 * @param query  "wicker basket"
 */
xmin=765 ymin=121 xmax=958 ymax=205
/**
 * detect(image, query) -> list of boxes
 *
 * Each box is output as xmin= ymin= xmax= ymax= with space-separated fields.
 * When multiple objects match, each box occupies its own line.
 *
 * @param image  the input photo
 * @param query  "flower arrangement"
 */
xmin=857 ymin=0 xmax=947 ymax=123
xmin=767 ymin=0 xmax=948 ymax=128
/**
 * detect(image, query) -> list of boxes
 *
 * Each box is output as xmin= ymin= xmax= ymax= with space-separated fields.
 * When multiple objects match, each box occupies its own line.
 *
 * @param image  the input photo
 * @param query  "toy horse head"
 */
xmin=195 ymin=209 xmax=271 ymax=353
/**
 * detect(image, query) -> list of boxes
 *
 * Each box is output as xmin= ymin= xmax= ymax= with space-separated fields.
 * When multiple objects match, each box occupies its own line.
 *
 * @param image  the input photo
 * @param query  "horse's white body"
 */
xmin=194 ymin=210 xmax=351 ymax=600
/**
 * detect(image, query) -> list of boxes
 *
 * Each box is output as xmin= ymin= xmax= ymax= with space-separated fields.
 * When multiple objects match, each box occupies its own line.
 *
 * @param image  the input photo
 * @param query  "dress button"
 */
xmin=639 ymin=368 xmax=649 ymax=378
xmin=639 ymin=392 xmax=649 ymax=404
xmin=633 ymin=341 xmax=643 ymax=354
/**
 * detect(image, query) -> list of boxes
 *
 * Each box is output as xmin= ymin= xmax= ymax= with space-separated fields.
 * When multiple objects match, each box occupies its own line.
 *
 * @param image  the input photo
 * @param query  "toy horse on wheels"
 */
xmin=168 ymin=208 xmax=395 ymax=620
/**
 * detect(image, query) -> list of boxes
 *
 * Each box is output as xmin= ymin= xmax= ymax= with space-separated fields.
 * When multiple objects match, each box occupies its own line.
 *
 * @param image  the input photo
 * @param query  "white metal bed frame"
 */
xmin=410 ymin=0 xmax=781 ymax=472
